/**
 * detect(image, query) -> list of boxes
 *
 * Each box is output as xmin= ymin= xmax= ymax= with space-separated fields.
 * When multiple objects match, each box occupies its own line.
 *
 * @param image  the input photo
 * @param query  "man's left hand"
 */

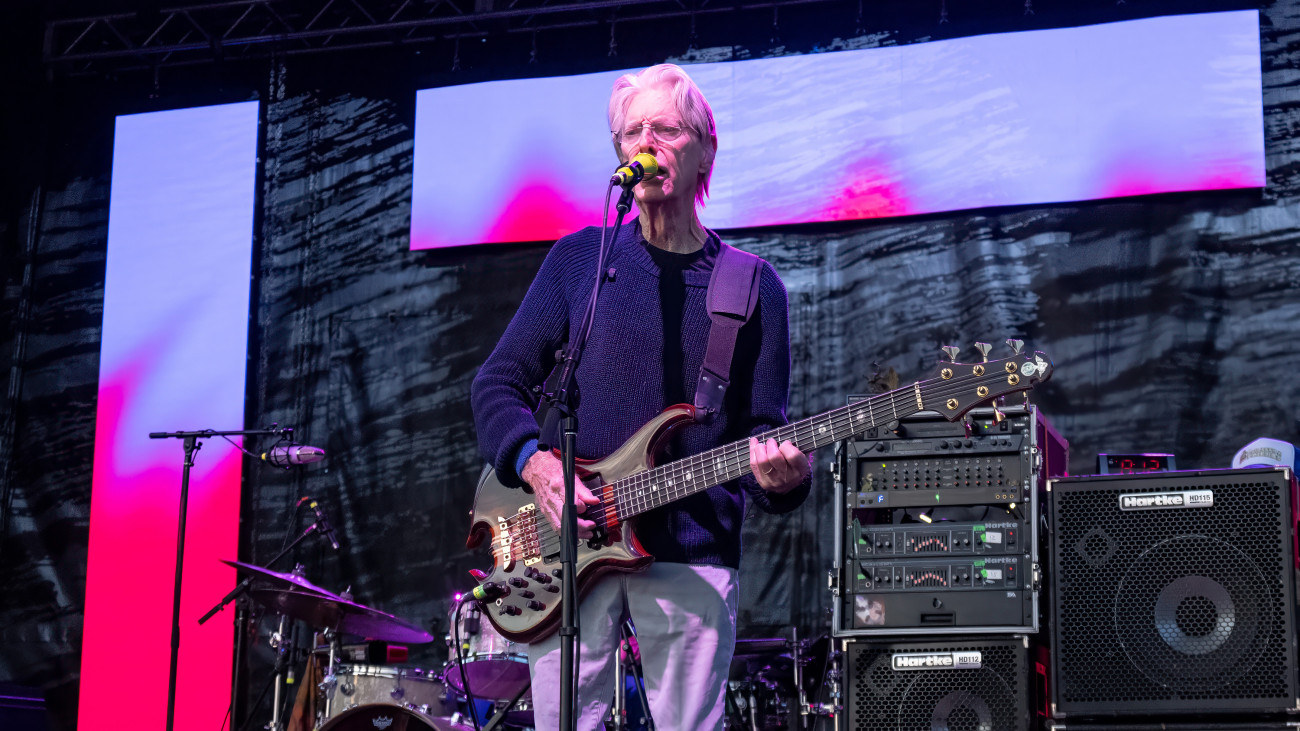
xmin=749 ymin=437 xmax=811 ymax=494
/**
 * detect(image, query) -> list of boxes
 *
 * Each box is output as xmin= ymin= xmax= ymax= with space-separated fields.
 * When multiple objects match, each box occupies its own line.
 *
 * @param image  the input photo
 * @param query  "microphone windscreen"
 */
xmin=631 ymin=152 xmax=659 ymax=177
xmin=290 ymin=445 xmax=326 ymax=464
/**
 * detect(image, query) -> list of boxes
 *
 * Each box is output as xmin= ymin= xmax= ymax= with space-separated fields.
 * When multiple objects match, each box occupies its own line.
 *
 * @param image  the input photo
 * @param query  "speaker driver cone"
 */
xmin=1115 ymin=534 xmax=1271 ymax=693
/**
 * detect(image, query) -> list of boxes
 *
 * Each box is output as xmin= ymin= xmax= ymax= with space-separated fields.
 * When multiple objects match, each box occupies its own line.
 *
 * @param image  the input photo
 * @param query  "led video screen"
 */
xmin=411 ymin=10 xmax=1263 ymax=249
xmin=82 ymin=101 xmax=258 ymax=731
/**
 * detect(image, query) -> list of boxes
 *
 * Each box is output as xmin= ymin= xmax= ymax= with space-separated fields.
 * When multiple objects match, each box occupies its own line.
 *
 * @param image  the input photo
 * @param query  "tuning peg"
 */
xmin=973 ymin=342 xmax=991 ymax=362
xmin=1006 ymin=338 xmax=1024 ymax=356
xmin=940 ymin=345 xmax=960 ymax=362
xmin=991 ymin=402 xmax=1006 ymax=423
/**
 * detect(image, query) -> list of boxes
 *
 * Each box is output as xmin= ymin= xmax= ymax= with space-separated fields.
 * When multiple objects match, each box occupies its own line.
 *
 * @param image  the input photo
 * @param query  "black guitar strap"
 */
xmin=693 ymin=242 xmax=762 ymax=422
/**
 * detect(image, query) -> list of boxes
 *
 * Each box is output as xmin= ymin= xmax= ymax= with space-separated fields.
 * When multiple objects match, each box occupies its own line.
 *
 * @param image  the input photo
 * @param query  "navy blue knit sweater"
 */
xmin=470 ymin=220 xmax=812 ymax=569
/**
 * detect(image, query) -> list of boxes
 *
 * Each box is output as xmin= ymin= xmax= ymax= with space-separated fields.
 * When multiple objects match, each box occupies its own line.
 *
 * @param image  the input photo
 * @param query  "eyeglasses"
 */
xmin=612 ymin=121 xmax=687 ymax=147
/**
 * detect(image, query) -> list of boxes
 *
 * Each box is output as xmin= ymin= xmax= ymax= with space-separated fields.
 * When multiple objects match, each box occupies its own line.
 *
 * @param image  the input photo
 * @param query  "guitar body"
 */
xmin=465 ymin=404 xmax=699 ymax=644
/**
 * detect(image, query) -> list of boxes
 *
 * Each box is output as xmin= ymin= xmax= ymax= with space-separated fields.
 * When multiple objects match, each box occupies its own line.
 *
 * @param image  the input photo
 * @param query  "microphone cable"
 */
xmin=454 ymin=597 xmax=483 ymax=731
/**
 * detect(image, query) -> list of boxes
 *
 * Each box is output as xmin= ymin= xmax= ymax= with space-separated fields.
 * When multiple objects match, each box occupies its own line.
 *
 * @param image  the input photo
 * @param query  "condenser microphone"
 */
xmin=611 ymin=153 xmax=659 ymax=186
xmin=261 ymin=444 xmax=326 ymax=466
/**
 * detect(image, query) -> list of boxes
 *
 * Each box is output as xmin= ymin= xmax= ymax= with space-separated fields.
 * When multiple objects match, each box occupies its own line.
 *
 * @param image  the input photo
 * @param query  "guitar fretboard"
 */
xmin=609 ymin=385 xmax=924 ymax=520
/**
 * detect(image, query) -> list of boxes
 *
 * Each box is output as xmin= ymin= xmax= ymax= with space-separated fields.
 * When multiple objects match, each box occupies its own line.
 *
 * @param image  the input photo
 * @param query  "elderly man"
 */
xmin=470 ymin=63 xmax=812 ymax=730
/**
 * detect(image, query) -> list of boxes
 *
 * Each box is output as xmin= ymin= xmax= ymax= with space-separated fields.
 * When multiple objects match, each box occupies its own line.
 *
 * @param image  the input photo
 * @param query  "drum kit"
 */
xmin=224 ymin=559 xmax=534 ymax=731
xmin=226 ymin=556 xmax=840 ymax=731
xmin=723 ymin=631 xmax=841 ymax=731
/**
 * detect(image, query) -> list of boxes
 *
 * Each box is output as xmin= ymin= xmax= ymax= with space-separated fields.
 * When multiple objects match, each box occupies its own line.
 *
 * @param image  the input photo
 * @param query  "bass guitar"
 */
xmin=466 ymin=343 xmax=1053 ymax=642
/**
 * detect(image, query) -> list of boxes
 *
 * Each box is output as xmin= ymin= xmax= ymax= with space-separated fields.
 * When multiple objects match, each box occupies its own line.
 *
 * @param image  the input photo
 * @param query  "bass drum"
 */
xmin=322 ymin=664 xmax=455 ymax=723
xmin=318 ymin=705 xmax=471 ymax=730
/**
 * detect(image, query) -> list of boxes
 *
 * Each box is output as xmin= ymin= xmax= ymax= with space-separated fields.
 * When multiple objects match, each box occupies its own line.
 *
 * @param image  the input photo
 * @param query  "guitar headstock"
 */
xmin=920 ymin=340 xmax=1052 ymax=421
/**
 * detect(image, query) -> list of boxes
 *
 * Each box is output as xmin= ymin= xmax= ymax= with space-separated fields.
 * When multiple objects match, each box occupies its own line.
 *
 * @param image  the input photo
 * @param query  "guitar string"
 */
xmin=494 ymin=393 xmax=891 ymax=559
xmin=495 ymin=376 xmax=1029 ymax=562
xmin=602 ymin=370 xmax=1023 ymax=522
xmin=490 ymin=368 xmax=1033 ymax=561
xmin=489 ymin=367 xmax=1035 ymax=560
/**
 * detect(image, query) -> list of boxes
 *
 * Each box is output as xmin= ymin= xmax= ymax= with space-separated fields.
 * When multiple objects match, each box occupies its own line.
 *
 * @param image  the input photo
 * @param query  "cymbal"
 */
xmin=221 ymin=559 xmax=341 ymax=598
xmin=730 ymin=637 xmax=810 ymax=687
xmin=248 ymin=588 xmax=433 ymax=644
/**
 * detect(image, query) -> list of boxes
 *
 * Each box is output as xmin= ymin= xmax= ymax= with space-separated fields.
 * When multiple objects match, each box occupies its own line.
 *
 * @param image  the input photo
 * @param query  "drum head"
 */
xmin=318 ymin=705 xmax=468 ymax=731
xmin=444 ymin=656 xmax=531 ymax=702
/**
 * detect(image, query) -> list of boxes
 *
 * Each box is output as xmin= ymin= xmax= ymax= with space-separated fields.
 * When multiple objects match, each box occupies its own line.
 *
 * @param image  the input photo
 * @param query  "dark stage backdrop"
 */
xmin=3 ymin=2 xmax=1300 ymax=730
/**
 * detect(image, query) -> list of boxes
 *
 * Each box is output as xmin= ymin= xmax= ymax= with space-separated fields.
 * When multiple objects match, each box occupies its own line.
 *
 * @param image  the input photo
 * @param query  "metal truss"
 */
xmin=44 ymin=0 xmax=844 ymax=74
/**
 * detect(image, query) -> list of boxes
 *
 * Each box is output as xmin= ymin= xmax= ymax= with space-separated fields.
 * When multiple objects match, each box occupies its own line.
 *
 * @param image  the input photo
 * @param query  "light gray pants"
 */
xmin=526 ymin=562 xmax=739 ymax=731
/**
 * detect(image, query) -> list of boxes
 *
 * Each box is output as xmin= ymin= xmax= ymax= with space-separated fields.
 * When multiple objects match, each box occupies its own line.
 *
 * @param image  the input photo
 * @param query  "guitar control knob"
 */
xmin=508 ymin=578 xmax=529 ymax=588
xmin=534 ymin=573 xmax=552 ymax=584
xmin=527 ymin=600 xmax=545 ymax=611
xmin=519 ymin=590 xmax=535 ymax=599
xmin=545 ymin=585 xmax=560 ymax=593
xmin=552 ymin=568 xmax=563 ymax=578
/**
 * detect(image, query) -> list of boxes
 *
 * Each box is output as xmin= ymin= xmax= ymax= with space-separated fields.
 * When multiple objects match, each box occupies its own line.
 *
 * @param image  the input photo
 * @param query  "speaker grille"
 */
xmin=1050 ymin=470 xmax=1298 ymax=715
xmin=845 ymin=638 xmax=1029 ymax=731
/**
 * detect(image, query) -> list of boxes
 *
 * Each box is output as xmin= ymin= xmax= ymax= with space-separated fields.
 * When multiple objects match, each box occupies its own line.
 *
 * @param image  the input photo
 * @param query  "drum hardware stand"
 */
xmin=318 ymin=627 xmax=340 ymax=719
xmin=267 ymin=614 xmax=291 ymax=731
xmin=199 ymin=499 xmax=335 ymax=731
xmin=608 ymin=618 xmax=654 ymax=731
xmin=481 ymin=681 xmax=532 ymax=731
xmin=816 ymin=642 xmax=847 ymax=728
xmin=232 ymin=598 xmax=252 ymax=728
xmin=791 ymin=627 xmax=805 ymax=725
xmin=793 ymin=627 xmax=841 ymax=728
xmin=236 ymin=670 xmax=279 ymax=731
xmin=148 ymin=425 xmax=295 ymax=731
xmin=610 ymin=645 xmax=628 ymax=731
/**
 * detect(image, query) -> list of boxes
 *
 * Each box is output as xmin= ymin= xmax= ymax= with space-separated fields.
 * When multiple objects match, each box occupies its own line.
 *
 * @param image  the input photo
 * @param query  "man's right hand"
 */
xmin=520 ymin=448 xmax=601 ymax=539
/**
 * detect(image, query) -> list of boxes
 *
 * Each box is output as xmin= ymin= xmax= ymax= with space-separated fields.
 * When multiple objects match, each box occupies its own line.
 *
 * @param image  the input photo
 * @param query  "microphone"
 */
xmin=468 ymin=582 xmax=510 ymax=602
xmin=261 ymin=444 xmax=326 ymax=466
xmin=307 ymin=499 xmax=341 ymax=551
xmin=611 ymin=153 xmax=659 ymax=186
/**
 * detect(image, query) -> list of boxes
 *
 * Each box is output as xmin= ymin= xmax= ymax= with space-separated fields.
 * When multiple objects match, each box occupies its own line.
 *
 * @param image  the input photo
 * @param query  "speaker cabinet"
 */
xmin=1048 ymin=468 xmax=1299 ymax=718
xmin=842 ymin=636 xmax=1035 ymax=731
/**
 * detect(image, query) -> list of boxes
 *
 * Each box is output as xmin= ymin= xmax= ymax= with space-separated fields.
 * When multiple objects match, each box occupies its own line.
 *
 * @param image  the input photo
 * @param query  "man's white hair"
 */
xmin=608 ymin=64 xmax=717 ymax=206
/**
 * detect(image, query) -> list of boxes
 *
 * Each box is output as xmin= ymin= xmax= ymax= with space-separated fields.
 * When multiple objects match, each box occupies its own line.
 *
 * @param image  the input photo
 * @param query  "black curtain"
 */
xmin=3 ymin=2 xmax=1299 ymax=729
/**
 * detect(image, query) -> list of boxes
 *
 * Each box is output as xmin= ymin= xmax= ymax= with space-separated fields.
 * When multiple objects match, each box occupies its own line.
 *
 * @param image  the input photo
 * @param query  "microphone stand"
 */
xmin=148 ymin=426 xmax=295 ymax=731
xmin=534 ymin=177 xmax=637 ymax=731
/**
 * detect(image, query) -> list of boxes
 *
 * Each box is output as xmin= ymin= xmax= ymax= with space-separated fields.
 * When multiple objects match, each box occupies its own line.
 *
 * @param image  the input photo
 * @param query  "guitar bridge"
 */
xmin=519 ymin=503 xmax=542 ymax=565
xmin=496 ymin=515 xmax=515 ymax=571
